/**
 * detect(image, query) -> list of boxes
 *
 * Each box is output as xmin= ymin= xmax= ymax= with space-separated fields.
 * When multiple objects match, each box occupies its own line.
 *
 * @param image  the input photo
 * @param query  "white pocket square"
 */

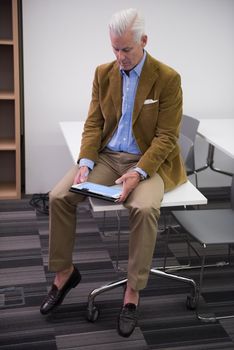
xmin=144 ymin=99 xmax=158 ymax=105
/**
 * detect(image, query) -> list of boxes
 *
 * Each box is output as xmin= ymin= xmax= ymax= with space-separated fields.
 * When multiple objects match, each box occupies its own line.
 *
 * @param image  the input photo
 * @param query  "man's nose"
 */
xmin=117 ymin=51 xmax=125 ymax=61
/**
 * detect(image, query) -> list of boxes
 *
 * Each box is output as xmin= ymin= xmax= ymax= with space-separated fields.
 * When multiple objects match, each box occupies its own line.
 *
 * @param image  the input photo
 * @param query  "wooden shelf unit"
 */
xmin=0 ymin=0 xmax=21 ymax=199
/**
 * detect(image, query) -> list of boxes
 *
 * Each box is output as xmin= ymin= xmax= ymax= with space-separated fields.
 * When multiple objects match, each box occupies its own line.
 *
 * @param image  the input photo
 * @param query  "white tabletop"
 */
xmin=60 ymin=121 xmax=207 ymax=208
xmin=60 ymin=121 xmax=84 ymax=163
xmin=89 ymin=180 xmax=207 ymax=212
xmin=197 ymin=118 xmax=234 ymax=159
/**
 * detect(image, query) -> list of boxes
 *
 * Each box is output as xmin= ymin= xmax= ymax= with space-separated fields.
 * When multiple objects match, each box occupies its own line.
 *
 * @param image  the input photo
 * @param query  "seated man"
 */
xmin=40 ymin=8 xmax=187 ymax=337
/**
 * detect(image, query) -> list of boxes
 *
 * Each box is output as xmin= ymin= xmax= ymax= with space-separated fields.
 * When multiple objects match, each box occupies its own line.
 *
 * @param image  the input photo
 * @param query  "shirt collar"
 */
xmin=120 ymin=50 xmax=146 ymax=77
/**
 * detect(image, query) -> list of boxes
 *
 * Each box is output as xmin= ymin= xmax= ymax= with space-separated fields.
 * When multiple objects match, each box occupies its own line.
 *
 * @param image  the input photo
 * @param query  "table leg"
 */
xmin=196 ymin=144 xmax=233 ymax=177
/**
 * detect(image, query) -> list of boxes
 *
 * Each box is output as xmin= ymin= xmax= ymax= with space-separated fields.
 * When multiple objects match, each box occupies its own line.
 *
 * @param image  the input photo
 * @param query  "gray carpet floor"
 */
xmin=0 ymin=196 xmax=234 ymax=349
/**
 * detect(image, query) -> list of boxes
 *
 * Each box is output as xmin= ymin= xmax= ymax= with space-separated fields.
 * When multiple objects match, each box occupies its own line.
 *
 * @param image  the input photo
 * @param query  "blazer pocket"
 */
xmin=144 ymin=99 xmax=158 ymax=105
xmin=141 ymin=101 xmax=159 ymax=112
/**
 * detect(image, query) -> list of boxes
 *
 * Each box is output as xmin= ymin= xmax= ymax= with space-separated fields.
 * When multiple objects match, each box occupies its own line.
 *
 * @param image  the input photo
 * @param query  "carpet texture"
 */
xmin=0 ymin=197 xmax=233 ymax=350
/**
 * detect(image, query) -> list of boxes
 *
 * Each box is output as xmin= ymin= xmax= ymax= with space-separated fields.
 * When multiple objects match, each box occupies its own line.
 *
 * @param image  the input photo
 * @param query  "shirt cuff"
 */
xmin=79 ymin=158 xmax=94 ymax=170
xmin=133 ymin=167 xmax=148 ymax=180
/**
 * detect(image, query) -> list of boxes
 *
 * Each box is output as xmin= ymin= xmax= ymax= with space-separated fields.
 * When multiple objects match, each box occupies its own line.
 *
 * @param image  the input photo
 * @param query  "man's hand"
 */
xmin=115 ymin=171 xmax=141 ymax=202
xmin=73 ymin=166 xmax=89 ymax=184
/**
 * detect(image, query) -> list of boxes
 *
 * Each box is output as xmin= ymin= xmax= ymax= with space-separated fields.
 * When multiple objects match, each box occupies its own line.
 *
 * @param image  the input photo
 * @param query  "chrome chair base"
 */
xmin=86 ymin=267 xmax=199 ymax=323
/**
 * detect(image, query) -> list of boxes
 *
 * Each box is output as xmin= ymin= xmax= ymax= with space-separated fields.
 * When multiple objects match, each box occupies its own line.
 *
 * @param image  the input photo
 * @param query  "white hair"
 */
xmin=109 ymin=8 xmax=145 ymax=43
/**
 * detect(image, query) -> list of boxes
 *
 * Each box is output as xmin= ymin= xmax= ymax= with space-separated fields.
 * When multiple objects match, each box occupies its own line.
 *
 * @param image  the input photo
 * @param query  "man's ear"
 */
xmin=141 ymin=35 xmax=148 ymax=47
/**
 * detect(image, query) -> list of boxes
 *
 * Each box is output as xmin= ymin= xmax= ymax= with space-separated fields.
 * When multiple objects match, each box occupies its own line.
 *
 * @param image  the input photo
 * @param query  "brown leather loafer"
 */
xmin=117 ymin=303 xmax=139 ymax=337
xmin=40 ymin=265 xmax=81 ymax=315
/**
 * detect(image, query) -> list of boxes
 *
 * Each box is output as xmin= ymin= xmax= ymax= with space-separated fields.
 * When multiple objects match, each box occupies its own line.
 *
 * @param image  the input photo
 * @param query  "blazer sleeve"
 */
xmin=78 ymin=67 xmax=104 ymax=163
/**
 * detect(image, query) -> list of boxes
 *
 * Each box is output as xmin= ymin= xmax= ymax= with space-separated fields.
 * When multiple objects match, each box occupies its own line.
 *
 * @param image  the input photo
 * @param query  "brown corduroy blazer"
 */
xmin=78 ymin=52 xmax=187 ymax=191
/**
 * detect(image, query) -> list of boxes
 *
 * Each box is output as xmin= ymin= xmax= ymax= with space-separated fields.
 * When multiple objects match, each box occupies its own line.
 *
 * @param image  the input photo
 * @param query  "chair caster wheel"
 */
xmin=186 ymin=295 xmax=197 ymax=310
xmin=86 ymin=306 xmax=100 ymax=322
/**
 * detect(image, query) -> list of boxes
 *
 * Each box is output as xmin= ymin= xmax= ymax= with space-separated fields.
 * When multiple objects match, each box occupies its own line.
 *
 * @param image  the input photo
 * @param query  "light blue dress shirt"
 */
xmin=80 ymin=50 xmax=147 ymax=178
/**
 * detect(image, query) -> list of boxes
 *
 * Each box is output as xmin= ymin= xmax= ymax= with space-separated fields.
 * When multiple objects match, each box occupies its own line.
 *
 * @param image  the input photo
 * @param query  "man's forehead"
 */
xmin=112 ymin=43 xmax=133 ymax=50
xmin=110 ymin=34 xmax=135 ymax=49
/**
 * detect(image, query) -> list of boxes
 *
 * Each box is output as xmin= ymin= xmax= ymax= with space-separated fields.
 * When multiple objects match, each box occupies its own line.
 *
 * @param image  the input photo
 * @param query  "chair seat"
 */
xmin=172 ymin=209 xmax=234 ymax=245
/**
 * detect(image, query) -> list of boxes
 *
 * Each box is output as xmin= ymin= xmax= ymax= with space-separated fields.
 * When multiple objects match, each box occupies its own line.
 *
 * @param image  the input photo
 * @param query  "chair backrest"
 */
xmin=231 ymin=175 xmax=234 ymax=210
xmin=180 ymin=115 xmax=200 ymax=173
xmin=178 ymin=133 xmax=194 ymax=163
xmin=180 ymin=115 xmax=200 ymax=144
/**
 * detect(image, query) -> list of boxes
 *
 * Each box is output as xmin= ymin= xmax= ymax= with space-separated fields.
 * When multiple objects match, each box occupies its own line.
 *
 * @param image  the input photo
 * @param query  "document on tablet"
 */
xmin=69 ymin=182 xmax=123 ymax=202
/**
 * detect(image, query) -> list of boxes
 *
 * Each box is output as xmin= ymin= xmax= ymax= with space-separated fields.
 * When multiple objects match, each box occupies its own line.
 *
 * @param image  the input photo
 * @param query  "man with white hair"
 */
xmin=40 ymin=8 xmax=186 ymax=337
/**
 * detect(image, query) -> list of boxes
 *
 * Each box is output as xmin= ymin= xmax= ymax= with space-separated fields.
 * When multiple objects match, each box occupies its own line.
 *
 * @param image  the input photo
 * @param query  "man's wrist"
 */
xmin=133 ymin=167 xmax=147 ymax=181
xmin=136 ymin=172 xmax=145 ymax=181
xmin=78 ymin=158 xmax=94 ymax=170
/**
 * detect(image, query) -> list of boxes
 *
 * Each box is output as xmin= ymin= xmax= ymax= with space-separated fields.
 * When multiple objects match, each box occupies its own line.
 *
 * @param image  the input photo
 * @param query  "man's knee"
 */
xmin=49 ymin=189 xmax=63 ymax=211
xmin=49 ymin=187 xmax=81 ymax=209
xmin=127 ymin=202 xmax=160 ymax=221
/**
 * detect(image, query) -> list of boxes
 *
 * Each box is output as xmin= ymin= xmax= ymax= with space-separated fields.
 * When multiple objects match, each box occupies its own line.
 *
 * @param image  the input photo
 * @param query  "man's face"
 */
xmin=110 ymin=30 xmax=147 ymax=71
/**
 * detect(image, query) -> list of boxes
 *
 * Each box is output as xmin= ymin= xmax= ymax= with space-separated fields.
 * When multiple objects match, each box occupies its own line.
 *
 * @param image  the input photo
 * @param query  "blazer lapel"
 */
xmin=109 ymin=63 xmax=122 ymax=121
xmin=132 ymin=53 xmax=159 ymax=125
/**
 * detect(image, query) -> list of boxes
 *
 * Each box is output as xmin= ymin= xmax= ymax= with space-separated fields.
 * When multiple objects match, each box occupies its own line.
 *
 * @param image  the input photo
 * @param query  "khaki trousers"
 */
xmin=49 ymin=150 xmax=164 ymax=290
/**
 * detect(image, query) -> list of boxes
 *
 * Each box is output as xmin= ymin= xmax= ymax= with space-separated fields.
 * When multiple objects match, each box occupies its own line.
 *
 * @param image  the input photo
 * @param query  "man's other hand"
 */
xmin=115 ymin=171 xmax=141 ymax=202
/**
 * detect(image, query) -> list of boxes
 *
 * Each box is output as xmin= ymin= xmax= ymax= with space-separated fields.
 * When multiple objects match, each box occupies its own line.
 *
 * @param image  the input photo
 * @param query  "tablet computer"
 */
xmin=69 ymin=182 xmax=122 ymax=202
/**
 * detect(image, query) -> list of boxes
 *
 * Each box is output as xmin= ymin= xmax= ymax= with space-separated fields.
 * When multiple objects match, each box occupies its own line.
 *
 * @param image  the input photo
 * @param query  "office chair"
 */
xmin=86 ymin=134 xmax=198 ymax=322
xmin=178 ymin=133 xmax=194 ymax=164
xmin=171 ymin=175 xmax=234 ymax=321
xmin=180 ymin=114 xmax=200 ymax=187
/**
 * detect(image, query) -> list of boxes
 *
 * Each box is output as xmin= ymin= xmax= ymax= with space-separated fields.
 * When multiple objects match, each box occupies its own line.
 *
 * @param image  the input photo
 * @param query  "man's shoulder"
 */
xmin=96 ymin=60 xmax=117 ymax=74
xmin=146 ymin=52 xmax=180 ymax=78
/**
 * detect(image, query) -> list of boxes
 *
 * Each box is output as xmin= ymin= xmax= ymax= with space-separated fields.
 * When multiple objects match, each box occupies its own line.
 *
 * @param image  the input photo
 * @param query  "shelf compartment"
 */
xmin=0 ymin=149 xmax=16 ymax=179
xmin=0 ymin=100 xmax=15 ymax=140
xmin=0 ymin=0 xmax=13 ymax=41
xmin=0 ymin=150 xmax=19 ymax=199
xmin=0 ymin=44 xmax=14 ymax=93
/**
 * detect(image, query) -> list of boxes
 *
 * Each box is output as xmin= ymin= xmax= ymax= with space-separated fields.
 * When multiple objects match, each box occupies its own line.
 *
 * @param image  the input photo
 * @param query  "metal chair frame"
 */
xmin=170 ymin=174 xmax=234 ymax=321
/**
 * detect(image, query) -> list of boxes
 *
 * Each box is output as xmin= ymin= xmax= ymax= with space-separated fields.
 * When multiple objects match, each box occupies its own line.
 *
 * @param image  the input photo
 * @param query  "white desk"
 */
xmin=60 ymin=121 xmax=84 ymax=163
xmin=60 ymin=121 xmax=207 ymax=208
xmin=198 ymin=118 xmax=234 ymax=159
xmin=197 ymin=118 xmax=234 ymax=176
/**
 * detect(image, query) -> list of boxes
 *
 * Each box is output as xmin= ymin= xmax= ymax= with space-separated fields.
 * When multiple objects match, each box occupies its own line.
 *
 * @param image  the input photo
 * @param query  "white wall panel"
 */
xmin=22 ymin=0 xmax=234 ymax=193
